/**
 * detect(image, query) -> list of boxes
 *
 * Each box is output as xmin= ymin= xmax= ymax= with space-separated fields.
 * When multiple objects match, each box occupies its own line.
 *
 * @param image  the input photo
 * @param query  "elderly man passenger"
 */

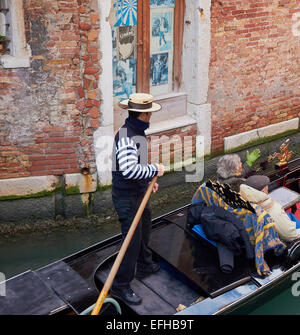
xmin=240 ymin=175 xmax=300 ymax=242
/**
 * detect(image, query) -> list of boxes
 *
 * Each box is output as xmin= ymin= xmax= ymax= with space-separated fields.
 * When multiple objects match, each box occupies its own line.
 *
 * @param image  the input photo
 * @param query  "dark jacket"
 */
xmin=187 ymin=203 xmax=255 ymax=273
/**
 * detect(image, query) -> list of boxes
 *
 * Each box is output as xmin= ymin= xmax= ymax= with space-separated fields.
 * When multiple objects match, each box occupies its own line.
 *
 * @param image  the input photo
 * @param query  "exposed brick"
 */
xmin=77 ymin=86 xmax=85 ymax=98
xmin=209 ymin=1 xmax=300 ymax=153
xmin=79 ymin=22 xmax=91 ymax=31
xmin=90 ymin=119 xmax=100 ymax=129
xmin=0 ymin=0 xmax=100 ymax=179
xmin=89 ymin=107 xmax=100 ymax=119
xmin=84 ymin=67 xmax=99 ymax=75
xmin=79 ymin=5 xmax=86 ymax=14
xmin=88 ymin=29 xmax=98 ymax=41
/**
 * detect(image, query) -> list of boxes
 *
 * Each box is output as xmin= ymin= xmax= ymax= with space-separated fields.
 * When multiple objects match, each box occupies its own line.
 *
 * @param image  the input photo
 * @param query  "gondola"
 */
xmin=0 ymin=157 xmax=299 ymax=316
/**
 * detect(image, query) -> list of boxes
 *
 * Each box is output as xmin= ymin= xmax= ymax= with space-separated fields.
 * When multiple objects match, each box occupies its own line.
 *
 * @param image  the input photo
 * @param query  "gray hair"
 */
xmin=217 ymin=154 xmax=241 ymax=179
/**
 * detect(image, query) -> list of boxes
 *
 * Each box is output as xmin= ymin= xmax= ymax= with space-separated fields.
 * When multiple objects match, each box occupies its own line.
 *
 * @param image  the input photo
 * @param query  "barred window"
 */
xmin=0 ymin=0 xmax=10 ymax=55
xmin=0 ymin=0 xmax=30 ymax=68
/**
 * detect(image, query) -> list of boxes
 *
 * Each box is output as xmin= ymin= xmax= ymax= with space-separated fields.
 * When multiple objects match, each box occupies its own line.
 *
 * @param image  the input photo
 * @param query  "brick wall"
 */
xmin=209 ymin=0 xmax=300 ymax=153
xmin=147 ymin=124 xmax=197 ymax=169
xmin=0 ymin=0 xmax=100 ymax=179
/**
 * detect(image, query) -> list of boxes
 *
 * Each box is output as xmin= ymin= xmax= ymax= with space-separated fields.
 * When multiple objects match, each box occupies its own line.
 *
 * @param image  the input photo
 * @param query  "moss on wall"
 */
xmin=225 ymin=129 xmax=299 ymax=154
xmin=65 ymin=185 xmax=80 ymax=195
xmin=0 ymin=186 xmax=62 ymax=201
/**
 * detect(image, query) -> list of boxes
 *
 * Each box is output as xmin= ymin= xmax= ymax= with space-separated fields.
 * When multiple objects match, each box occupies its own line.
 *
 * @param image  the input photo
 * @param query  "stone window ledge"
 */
xmin=114 ymin=91 xmax=191 ymax=133
xmin=0 ymin=0 xmax=31 ymax=69
xmin=0 ymin=53 xmax=30 ymax=68
xmin=146 ymin=115 xmax=197 ymax=136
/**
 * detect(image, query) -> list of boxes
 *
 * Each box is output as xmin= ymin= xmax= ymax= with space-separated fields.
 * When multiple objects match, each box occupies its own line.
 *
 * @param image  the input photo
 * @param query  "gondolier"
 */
xmin=110 ymin=93 xmax=165 ymax=305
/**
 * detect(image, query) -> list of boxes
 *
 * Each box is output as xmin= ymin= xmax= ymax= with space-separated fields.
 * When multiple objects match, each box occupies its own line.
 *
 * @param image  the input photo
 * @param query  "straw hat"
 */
xmin=119 ymin=93 xmax=161 ymax=113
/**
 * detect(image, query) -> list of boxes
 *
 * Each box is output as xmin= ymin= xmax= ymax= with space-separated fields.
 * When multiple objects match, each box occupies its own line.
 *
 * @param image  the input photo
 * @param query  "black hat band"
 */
xmin=128 ymin=101 xmax=153 ymax=110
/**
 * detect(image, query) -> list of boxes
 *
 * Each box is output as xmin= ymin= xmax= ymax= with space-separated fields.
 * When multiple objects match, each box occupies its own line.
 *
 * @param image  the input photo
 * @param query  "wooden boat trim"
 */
xmin=210 ymin=276 xmax=252 ymax=299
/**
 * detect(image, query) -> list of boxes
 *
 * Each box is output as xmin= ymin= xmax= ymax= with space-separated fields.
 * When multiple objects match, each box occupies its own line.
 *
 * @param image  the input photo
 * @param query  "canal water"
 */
xmin=0 ymin=220 xmax=121 ymax=280
xmin=231 ymin=275 xmax=300 ymax=315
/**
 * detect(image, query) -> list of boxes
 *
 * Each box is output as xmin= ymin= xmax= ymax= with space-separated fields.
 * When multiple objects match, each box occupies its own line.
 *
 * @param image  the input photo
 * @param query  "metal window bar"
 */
xmin=0 ymin=2 xmax=9 ymax=55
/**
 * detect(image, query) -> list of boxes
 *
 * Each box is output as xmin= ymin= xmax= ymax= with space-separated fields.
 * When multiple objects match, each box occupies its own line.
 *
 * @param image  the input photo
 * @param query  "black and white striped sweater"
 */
xmin=112 ymin=117 xmax=158 ymax=197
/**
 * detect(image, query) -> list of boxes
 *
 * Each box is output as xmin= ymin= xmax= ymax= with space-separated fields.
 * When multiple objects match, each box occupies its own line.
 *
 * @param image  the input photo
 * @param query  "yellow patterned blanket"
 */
xmin=192 ymin=182 xmax=286 ymax=276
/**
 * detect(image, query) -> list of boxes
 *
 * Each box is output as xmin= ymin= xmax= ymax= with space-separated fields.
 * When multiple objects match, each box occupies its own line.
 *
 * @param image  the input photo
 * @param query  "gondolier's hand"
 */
xmin=157 ymin=163 xmax=165 ymax=177
xmin=152 ymin=182 xmax=159 ymax=193
xmin=246 ymin=149 xmax=261 ymax=167
xmin=151 ymin=164 xmax=164 ymax=193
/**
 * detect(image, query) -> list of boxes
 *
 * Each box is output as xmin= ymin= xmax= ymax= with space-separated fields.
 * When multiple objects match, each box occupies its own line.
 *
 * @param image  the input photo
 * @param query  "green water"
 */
xmin=0 ymin=222 xmax=121 ymax=280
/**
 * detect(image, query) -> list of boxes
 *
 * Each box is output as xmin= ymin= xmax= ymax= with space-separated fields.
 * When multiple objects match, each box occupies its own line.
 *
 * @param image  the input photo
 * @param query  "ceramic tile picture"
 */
xmin=150 ymin=8 xmax=174 ymax=53
xmin=116 ymin=25 xmax=137 ymax=61
xmin=112 ymin=1 xmax=137 ymax=104
xmin=113 ymin=59 xmax=137 ymax=103
xmin=150 ymin=52 xmax=169 ymax=86
xmin=113 ymin=0 xmax=137 ymax=27
xmin=150 ymin=0 xmax=175 ymax=9
xmin=112 ymin=26 xmax=117 ymax=62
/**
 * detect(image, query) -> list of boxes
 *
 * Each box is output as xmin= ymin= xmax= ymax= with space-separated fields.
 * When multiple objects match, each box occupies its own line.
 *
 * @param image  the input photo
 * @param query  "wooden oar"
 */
xmin=91 ymin=176 xmax=158 ymax=315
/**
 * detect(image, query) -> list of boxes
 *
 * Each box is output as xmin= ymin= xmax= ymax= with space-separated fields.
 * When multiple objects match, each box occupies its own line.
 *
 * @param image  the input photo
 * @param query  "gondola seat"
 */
xmin=191 ymin=223 xmax=217 ymax=247
xmin=187 ymin=207 xmax=254 ymax=274
xmin=286 ymin=202 xmax=300 ymax=222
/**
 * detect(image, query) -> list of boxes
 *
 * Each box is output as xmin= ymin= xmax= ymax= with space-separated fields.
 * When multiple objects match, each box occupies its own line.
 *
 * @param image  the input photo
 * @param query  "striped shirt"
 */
xmin=116 ymin=136 xmax=158 ymax=180
xmin=112 ymin=117 xmax=158 ymax=197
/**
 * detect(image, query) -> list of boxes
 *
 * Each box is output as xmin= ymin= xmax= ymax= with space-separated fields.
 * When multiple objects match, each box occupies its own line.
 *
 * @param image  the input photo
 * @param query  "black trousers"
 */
xmin=112 ymin=193 xmax=153 ymax=288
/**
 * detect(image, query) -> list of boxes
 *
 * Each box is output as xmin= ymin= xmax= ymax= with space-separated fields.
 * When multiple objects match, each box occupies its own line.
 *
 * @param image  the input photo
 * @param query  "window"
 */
xmin=111 ymin=0 xmax=184 ymax=104
xmin=0 ymin=0 xmax=31 ymax=68
xmin=0 ymin=0 xmax=10 ymax=55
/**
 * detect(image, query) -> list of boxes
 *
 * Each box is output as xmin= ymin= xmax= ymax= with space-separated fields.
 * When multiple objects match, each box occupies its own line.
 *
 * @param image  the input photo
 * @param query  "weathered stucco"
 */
xmin=0 ymin=0 xmax=101 ymax=181
xmin=181 ymin=0 xmax=212 ymax=155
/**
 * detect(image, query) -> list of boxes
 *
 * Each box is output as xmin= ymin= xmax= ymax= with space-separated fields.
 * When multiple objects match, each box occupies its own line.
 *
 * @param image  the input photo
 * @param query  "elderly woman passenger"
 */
xmin=216 ymin=149 xmax=260 ymax=192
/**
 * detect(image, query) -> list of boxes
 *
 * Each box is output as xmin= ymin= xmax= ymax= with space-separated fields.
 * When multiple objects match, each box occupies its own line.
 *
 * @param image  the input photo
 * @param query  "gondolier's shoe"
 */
xmin=135 ymin=262 xmax=160 ymax=280
xmin=110 ymin=286 xmax=142 ymax=305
